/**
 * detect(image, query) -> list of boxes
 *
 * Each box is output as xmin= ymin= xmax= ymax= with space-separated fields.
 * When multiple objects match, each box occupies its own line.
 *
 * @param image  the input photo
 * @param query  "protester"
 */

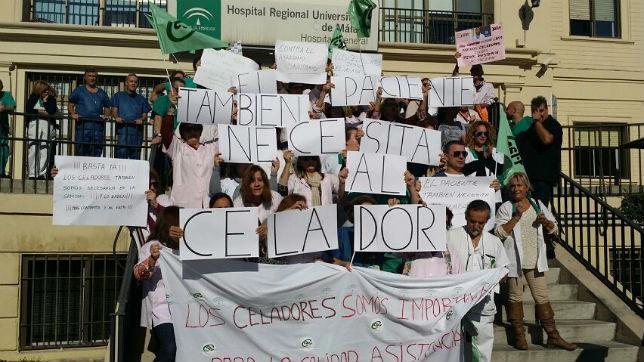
xmin=233 ymin=164 xmax=282 ymax=223
xmin=404 ymin=208 xmax=454 ymax=277
xmin=112 ymin=73 xmax=151 ymax=160
xmin=505 ymin=100 xmax=532 ymax=136
xmin=149 ymin=70 xmax=197 ymax=104
xmin=437 ymin=107 xmax=467 ymax=147
xmin=0 ymin=79 xmax=16 ymax=177
xmin=69 ymin=68 xmax=111 ymax=157
xmin=211 ymin=156 xmax=280 ymax=201
xmin=494 ymin=172 xmax=576 ymax=351
xmin=447 ymin=200 xmax=509 ymax=362
xmin=25 ymin=81 xmax=58 ymax=179
xmin=464 ymin=120 xmax=503 ymax=177
xmin=209 ymin=192 xmax=234 ymax=208
xmin=133 ymin=206 xmax=182 ymax=362
xmin=517 ymin=96 xmax=562 ymax=206
xmin=275 ymin=194 xmax=328 ymax=264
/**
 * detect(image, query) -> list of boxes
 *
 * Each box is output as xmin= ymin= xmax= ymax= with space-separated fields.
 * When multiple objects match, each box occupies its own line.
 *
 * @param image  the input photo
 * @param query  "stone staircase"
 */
xmin=491 ymin=266 xmax=641 ymax=362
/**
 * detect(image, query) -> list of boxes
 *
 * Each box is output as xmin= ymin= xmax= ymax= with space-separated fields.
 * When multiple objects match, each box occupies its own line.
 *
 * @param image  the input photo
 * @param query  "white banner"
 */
xmin=288 ymin=118 xmax=345 ymax=156
xmin=380 ymin=76 xmax=423 ymax=100
xmin=345 ymin=151 xmax=407 ymax=196
xmin=275 ymin=40 xmax=328 ymax=84
xmin=237 ymin=93 xmax=310 ymax=128
xmin=330 ymin=75 xmax=378 ymax=106
xmin=360 ymin=119 xmax=442 ymax=166
xmin=456 ymin=24 xmax=506 ymax=66
xmin=160 ymin=250 xmax=507 ymax=362
xmin=235 ymin=70 xmax=278 ymax=94
xmin=331 ymin=49 xmax=382 ymax=76
xmin=267 ymin=205 xmax=338 ymax=258
xmin=418 ymin=177 xmax=495 ymax=228
xmin=53 ymin=156 xmax=148 ymax=226
xmin=428 ymin=77 xmax=475 ymax=107
xmin=180 ymin=208 xmax=260 ymax=260
xmin=194 ymin=49 xmax=260 ymax=90
xmin=218 ymin=125 xmax=278 ymax=164
xmin=354 ymin=204 xmax=447 ymax=252
xmin=177 ymin=87 xmax=234 ymax=125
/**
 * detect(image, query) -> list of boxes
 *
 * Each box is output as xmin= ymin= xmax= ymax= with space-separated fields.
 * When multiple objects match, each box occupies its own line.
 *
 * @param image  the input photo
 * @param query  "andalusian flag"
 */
xmin=147 ymin=4 xmax=227 ymax=54
xmin=328 ymin=25 xmax=347 ymax=58
xmin=348 ymin=0 xmax=377 ymax=38
xmin=496 ymin=107 xmax=526 ymax=185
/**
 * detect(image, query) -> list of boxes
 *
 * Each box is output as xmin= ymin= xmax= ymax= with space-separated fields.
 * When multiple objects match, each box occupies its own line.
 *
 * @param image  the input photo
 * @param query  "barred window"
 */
xmin=20 ymin=254 xmax=127 ymax=349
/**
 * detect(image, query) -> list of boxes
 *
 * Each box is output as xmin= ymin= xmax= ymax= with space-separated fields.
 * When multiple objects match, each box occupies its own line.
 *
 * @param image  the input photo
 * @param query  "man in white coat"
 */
xmin=447 ymin=200 xmax=509 ymax=362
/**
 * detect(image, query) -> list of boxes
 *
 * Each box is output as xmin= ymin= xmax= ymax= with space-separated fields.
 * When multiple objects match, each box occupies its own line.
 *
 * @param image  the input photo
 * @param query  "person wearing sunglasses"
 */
xmin=446 ymin=200 xmax=509 ymax=362
xmin=433 ymin=141 xmax=501 ymax=191
xmin=464 ymin=120 xmax=504 ymax=177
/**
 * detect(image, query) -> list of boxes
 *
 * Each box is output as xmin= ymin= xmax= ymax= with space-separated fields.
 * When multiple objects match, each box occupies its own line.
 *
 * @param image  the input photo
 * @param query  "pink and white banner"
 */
xmin=455 ymin=24 xmax=506 ymax=66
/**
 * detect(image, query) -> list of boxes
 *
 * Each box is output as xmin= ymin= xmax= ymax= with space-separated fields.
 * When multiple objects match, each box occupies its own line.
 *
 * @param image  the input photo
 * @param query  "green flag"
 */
xmin=348 ymin=0 xmax=377 ymax=38
xmin=496 ymin=107 xmax=527 ymax=185
xmin=328 ymin=25 xmax=347 ymax=58
xmin=147 ymin=4 xmax=227 ymax=54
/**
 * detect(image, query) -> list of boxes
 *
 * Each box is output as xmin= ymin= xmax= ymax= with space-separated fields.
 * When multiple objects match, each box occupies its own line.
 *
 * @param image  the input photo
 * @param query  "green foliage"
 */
xmin=620 ymin=192 xmax=644 ymax=224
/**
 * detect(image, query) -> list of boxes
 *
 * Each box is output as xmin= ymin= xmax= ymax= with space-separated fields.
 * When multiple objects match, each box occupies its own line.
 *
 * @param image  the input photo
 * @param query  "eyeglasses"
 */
xmin=475 ymin=131 xmax=489 ymax=137
xmin=452 ymin=151 xmax=468 ymax=158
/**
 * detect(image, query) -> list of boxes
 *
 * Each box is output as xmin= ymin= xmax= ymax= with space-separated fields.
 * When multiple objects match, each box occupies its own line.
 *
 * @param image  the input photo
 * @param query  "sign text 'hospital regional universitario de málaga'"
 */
xmin=177 ymin=0 xmax=379 ymax=52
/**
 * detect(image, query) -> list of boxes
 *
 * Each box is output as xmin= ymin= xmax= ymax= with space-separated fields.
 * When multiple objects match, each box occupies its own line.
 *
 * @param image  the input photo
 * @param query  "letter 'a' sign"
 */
xmin=345 ymin=151 xmax=407 ymax=196
xmin=268 ymin=205 xmax=338 ymax=258
xmin=180 ymin=208 xmax=259 ymax=260
xmin=354 ymin=204 xmax=447 ymax=252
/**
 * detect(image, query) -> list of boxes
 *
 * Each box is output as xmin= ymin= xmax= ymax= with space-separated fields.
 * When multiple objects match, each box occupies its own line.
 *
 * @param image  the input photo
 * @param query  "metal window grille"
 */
xmin=20 ymin=253 xmax=127 ymax=350
xmin=609 ymin=248 xmax=642 ymax=306
xmin=572 ymin=123 xmax=630 ymax=179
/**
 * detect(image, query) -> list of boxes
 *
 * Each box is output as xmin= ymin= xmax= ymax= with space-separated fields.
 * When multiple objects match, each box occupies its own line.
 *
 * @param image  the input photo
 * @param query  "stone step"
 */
xmin=494 ymin=320 xmax=616 ymax=345
xmin=522 ymin=284 xmax=578 ymax=301
xmin=500 ymin=300 xmax=596 ymax=321
xmin=544 ymin=267 xmax=561 ymax=285
xmin=491 ymin=341 xmax=640 ymax=362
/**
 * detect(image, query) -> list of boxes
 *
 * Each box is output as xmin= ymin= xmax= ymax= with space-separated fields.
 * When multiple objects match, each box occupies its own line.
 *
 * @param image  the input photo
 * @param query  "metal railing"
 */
xmin=27 ymin=0 xmax=167 ymax=28
xmin=553 ymin=173 xmax=643 ymax=317
xmin=379 ymin=7 xmax=494 ymax=44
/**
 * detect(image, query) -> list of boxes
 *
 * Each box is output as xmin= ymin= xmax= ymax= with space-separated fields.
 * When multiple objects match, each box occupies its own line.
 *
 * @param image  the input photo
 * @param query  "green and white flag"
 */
xmin=348 ymin=0 xmax=377 ymax=38
xmin=147 ymin=4 xmax=227 ymax=54
xmin=496 ymin=107 xmax=526 ymax=185
xmin=328 ymin=25 xmax=347 ymax=58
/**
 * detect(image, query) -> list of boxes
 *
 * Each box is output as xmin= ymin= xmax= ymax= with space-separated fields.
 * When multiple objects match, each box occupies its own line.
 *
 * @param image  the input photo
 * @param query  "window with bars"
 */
xmin=569 ymin=0 xmax=620 ymax=38
xmin=28 ymin=0 xmax=167 ymax=28
xmin=609 ymin=248 xmax=642 ymax=302
xmin=20 ymin=254 xmax=127 ymax=349
xmin=573 ymin=122 xmax=630 ymax=179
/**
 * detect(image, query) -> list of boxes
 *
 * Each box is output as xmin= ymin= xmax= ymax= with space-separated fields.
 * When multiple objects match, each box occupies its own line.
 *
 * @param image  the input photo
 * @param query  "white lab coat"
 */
xmin=494 ymin=199 xmax=556 ymax=278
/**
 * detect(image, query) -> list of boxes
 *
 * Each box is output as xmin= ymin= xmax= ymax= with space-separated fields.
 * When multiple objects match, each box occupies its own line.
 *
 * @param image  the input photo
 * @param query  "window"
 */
xmin=570 ymin=0 xmax=620 ymax=38
xmin=610 ymin=248 xmax=641 ymax=302
xmin=573 ymin=122 xmax=629 ymax=179
xmin=20 ymin=254 xmax=127 ymax=349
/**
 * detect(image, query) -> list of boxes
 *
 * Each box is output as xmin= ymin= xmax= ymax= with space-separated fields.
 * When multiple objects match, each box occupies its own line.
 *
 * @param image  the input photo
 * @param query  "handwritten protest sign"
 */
xmin=194 ymin=49 xmax=259 ymax=90
xmin=288 ymin=118 xmax=345 ymax=156
xmin=380 ymin=76 xmax=423 ymax=100
xmin=235 ymin=70 xmax=278 ymax=94
xmin=354 ymin=204 xmax=446 ymax=252
xmin=53 ymin=156 xmax=148 ymax=226
xmin=160 ymin=251 xmax=507 ymax=362
xmin=237 ymin=93 xmax=310 ymax=128
xmin=180 ymin=208 xmax=259 ymax=260
xmin=456 ymin=24 xmax=506 ymax=66
xmin=267 ymin=205 xmax=338 ymax=258
xmin=331 ymin=49 xmax=382 ymax=76
xmin=419 ymin=176 xmax=495 ymax=228
xmin=428 ymin=76 xmax=475 ymax=107
xmin=330 ymin=75 xmax=378 ymax=106
xmin=217 ymin=125 xmax=277 ymax=164
xmin=360 ymin=119 xmax=442 ymax=165
xmin=345 ymin=151 xmax=407 ymax=196
xmin=177 ymin=87 xmax=234 ymax=125
xmin=275 ymin=40 xmax=327 ymax=84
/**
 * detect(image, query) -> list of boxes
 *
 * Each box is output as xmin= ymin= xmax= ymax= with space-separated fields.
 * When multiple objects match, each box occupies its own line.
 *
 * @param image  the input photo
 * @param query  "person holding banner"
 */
xmin=447 ymin=200 xmax=509 ymax=362
xmin=464 ymin=120 xmax=504 ymax=177
xmin=233 ymin=165 xmax=282 ymax=223
xmin=133 ymin=206 xmax=182 ymax=362
xmin=494 ymin=172 xmax=576 ymax=351
xmin=435 ymin=141 xmax=501 ymax=191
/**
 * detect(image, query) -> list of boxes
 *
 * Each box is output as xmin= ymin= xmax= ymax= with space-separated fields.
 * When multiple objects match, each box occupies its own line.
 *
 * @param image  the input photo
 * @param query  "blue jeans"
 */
xmin=151 ymin=323 xmax=176 ymax=362
xmin=115 ymin=125 xmax=143 ymax=159
xmin=75 ymin=121 xmax=104 ymax=157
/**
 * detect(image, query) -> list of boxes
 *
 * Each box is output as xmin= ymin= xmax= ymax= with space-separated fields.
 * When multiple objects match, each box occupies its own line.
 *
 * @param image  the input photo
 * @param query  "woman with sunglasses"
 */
xmin=464 ymin=120 xmax=503 ymax=177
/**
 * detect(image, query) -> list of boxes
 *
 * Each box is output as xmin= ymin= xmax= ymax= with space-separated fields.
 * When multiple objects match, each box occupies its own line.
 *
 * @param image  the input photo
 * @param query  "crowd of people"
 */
xmin=39 ymin=49 xmax=568 ymax=361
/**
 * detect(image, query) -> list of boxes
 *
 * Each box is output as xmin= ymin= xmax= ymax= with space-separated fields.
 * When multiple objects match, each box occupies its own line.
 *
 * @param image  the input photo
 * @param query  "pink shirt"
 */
xmin=134 ymin=241 xmax=172 ymax=328
xmin=164 ymin=136 xmax=217 ymax=208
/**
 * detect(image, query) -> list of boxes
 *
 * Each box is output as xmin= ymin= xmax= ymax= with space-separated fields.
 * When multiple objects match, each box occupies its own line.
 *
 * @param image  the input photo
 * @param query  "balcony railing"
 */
xmin=26 ymin=0 xmax=167 ymax=28
xmin=379 ymin=7 xmax=494 ymax=45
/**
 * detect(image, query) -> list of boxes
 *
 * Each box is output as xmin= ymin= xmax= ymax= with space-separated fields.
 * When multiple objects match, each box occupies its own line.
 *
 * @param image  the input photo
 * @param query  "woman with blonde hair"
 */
xmin=25 ymin=80 xmax=58 ymax=179
xmin=494 ymin=172 xmax=576 ymax=351
xmin=464 ymin=120 xmax=502 ymax=176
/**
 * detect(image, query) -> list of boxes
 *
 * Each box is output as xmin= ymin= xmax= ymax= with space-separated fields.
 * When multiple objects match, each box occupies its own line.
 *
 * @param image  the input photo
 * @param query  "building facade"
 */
xmin=0 ymin=0 xmax=641 ymax=360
